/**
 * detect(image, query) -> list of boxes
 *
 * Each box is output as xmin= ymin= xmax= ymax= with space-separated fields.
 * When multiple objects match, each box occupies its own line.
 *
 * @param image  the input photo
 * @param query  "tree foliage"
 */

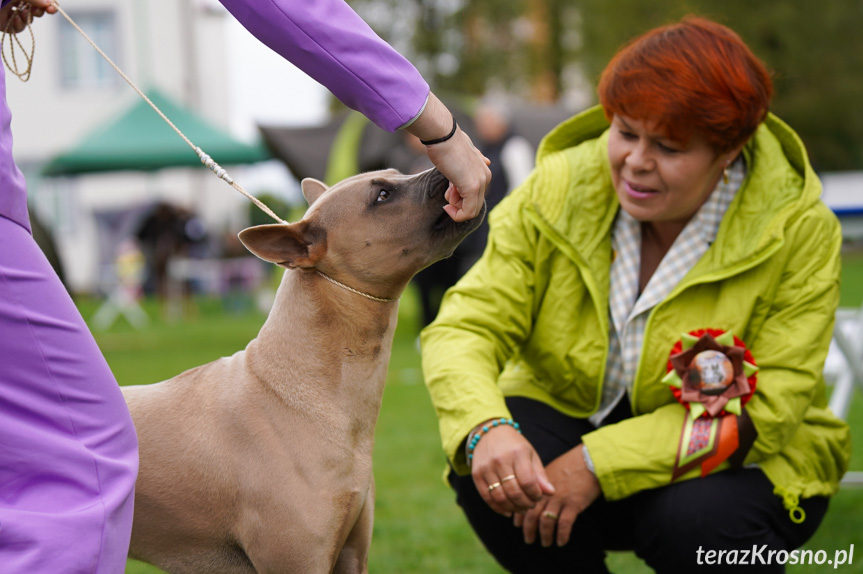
xmin=577 ymin=0 xmax=863 ymax=171
xmin=348 ymin=0 xmax=863 ymax=170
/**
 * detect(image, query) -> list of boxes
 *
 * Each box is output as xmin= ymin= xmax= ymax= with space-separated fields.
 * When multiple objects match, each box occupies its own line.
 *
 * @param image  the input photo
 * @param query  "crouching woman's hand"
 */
xmin=514 ymin=444 xmax=601 ymax=548
xmin=469 ymin=421 xmax=556 ymax=516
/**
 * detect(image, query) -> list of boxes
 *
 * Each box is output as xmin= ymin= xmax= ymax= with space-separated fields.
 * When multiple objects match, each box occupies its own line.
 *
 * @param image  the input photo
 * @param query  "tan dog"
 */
xmin=122 ymin=168 xmax=483 ymax=573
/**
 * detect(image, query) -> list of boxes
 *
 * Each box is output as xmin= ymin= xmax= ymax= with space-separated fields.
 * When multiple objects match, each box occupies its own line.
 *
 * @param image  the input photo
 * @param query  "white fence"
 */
xmin=825 ymin=304 xmax=863 ymax=486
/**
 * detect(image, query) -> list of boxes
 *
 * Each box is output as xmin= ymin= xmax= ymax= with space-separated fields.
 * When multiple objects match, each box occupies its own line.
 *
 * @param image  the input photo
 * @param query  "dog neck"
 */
xmin=245 ymin=268 xmax=400 ymax=440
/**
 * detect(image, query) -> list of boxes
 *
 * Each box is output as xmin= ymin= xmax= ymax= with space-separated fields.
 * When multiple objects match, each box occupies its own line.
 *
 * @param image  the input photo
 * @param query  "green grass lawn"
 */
xmin=80 ymin=252 xmax=863 ymax=573
xmin=840 ymin=248 xmax=863 ymax=308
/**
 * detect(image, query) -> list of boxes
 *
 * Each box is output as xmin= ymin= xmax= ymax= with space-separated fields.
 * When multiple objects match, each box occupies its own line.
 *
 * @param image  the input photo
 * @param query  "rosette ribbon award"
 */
xmin=662 ymin=329 xmax=758 ymax=481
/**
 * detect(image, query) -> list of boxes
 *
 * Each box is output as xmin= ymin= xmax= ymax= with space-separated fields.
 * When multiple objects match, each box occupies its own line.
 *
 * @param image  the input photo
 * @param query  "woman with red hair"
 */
xmin=422 ymin=16 xmax=849 ymax=572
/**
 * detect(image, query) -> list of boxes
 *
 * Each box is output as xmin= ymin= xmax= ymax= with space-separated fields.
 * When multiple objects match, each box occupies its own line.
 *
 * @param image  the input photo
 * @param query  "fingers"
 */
xmin=485 ymin=473 xmax=521 ymax=515
xmin=2 ymin=8 xmax=24 ymax=34
xmin=533 ymin=455 xmax=555 ymax=500
xmin=519 ymin=500 xmax=576 ymax=548
xmin=480 ymin=447 xmax=554 ymax=516
xmin=473 ymin=473 xmax=512 ymax=516
xmin=520 ymin=501 xmax=555 ymax=546
xmin=442 ymin=162 xmax=491 ymax=222
xmin=426 ymin=130 xmax=491 ymax=222
xmin=520 ymin=502 xmax=542 ymax=545
xmin=537 ymin=505 xmax=562 ymax=548
xmin=470 ymin=427 xmax=552 ymax=516
xmin=2 ymin=0 xmax=56 ymax=32
xmin=519 ymin=453 xmax=556 ymax=499
xmin=513 ymin=510 xmax=525 ymax=529
xmin=10 ymin=12 xmax=29 ymax=33
xmin=25 ymin=0 xmax=56 ymax=18
xmin=555 ymin=505 xmax=579 ymax=547
xmin=17 ymin=0 xmax=54 ymax=10
xmin=486 ymin=466 xmax=545 ymax=515
xmin=442 ymin=184 xmax=463 ymax=221
xmin=459 ymin=157 xmax=492 ymax=220
xmin=2 ymin=2 xmax=39 ymax=35
xmin=512 ymin=446 xmax=602 ymax=549
xmin=476 ymin=469 xmax=527 ymax=516
xmin=442 ymin=180 xmax=482 ymax=222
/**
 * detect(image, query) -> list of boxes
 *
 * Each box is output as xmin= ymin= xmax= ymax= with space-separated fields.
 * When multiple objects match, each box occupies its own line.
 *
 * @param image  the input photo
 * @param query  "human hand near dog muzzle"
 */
xmin=470 ymin=423 xmax=555 ymax=517
xmin=406 ymin=92 xmax=491 ymax=222
xmin=428 ymin=136 xmax=491 ymax=222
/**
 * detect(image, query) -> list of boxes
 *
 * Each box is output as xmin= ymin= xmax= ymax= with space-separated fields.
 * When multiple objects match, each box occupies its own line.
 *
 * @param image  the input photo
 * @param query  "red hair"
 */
xmin=598 ymin=16 xmax=773 ymax=153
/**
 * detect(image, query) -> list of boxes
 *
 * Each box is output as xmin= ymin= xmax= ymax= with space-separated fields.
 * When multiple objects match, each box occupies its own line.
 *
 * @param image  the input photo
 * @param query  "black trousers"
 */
xmin=449 ymin=397 xmax=828 ymax=573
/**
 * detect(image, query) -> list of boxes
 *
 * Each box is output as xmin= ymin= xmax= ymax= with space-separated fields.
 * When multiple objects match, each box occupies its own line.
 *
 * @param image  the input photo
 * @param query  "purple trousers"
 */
xmin=0 ymin=216 xmax=138 ymax=573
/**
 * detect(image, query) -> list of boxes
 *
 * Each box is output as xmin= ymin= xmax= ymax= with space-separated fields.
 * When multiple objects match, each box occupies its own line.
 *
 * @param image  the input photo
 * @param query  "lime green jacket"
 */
xmin=421 ymin=106 xmax=850 ymax=505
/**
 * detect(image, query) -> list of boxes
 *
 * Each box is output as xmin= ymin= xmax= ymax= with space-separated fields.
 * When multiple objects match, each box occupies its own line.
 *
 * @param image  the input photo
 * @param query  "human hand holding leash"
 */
xmin=470 ymin=422 xmax=555 ymax=516
xmin=0 ymin=0 xmax=55 ymax=33
xmin=406 ymin=92 xmax=491 ymax=222
xmin=514 ymin=444 xmax=601 ymax=548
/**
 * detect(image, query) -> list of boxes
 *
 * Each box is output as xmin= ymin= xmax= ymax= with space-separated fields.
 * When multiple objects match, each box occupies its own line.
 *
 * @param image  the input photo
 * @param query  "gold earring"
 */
xmin=723 ymin=167 xmax=729 ymax=185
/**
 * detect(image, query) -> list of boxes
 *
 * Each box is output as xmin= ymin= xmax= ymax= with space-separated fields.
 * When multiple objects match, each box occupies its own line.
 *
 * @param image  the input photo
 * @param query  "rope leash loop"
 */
xmin=1 ymin=1 xmax=35 ymax=81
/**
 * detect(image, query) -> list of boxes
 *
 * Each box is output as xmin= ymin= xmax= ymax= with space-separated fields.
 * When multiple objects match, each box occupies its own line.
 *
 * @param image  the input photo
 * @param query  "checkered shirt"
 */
xmin=590 ymin=157 xmax=746 ymax=425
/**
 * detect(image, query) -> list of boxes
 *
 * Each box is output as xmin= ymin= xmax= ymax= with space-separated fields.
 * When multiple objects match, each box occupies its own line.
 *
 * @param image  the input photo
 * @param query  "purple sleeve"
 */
xmin=218 ymin=0 xmax=429 ymax=132
xmin=0 ymin=66 xmax=30 ymax=231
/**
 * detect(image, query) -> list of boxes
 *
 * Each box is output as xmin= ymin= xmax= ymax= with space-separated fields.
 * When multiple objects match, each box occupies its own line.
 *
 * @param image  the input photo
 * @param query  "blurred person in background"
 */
xmin=456 ymin=98 xmax=535 ymax=275
xmin=422 ymin=16 xmax=849 ymax=573
xmin=135 ymin=202 xmax=207 ymax=300
xmin=0 ymin=0 xmax=488 ymax=571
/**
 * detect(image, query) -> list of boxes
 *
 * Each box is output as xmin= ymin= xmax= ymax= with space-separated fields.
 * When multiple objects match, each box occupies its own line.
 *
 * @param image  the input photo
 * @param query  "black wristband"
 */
xmin=420 ymin=114 xmax=458 ymax=146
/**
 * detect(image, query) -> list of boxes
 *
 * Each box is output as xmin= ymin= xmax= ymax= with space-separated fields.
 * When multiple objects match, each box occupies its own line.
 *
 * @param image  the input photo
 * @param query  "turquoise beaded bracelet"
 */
xmin=466 ymin=418 xmax=521 ymax=466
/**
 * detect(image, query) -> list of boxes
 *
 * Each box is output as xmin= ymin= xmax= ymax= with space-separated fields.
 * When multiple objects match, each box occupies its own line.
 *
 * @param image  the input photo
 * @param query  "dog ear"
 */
xmin=238 ymin=223 xmax=327 ymax=269
xmin=300 ymin=178 xmax=328 ymax=206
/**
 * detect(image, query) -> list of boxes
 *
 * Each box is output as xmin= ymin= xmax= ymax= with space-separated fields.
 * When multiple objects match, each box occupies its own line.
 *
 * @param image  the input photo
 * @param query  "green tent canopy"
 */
xmin=43 ymin=89 xmax=269 ymax=176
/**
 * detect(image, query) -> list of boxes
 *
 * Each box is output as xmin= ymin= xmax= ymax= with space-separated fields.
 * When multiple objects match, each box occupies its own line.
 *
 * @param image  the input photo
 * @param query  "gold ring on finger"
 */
xmin=542 ymin=510 xmax=559 ymax=521
xmin=500 ymin=474 xmax=516 ymax=484
xmin=488 ymin=481 xmax=502 ymax=493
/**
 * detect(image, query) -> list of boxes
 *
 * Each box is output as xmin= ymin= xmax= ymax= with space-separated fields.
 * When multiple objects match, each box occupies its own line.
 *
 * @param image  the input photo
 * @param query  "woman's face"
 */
xmin=608 ymin=114 xmax=734 ymax=230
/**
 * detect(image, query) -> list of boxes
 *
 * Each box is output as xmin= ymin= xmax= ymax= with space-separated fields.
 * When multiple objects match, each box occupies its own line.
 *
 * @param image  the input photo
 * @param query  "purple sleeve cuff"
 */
xmin=218 ymin=0 xmax=429 ymax=132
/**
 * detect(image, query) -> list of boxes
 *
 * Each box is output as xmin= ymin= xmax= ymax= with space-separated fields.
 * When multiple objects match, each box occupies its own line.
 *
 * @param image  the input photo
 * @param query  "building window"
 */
xmin=59 ymin=11 xmax=120 ymax=88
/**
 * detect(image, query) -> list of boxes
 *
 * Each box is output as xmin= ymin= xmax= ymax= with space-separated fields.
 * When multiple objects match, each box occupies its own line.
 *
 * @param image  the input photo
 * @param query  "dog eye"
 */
xmin=376 ymin=189 xmax=391 ymax=202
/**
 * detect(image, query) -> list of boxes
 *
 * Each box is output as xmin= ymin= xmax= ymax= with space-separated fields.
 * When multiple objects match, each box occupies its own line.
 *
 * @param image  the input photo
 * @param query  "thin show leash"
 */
xmin=1 ymin=1 xmax=397 ymax=304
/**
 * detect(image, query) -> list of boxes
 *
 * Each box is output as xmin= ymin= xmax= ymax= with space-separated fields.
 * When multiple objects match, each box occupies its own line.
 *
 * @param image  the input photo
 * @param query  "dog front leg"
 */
xmin=332 ymin=478 xmax=375 ymax=574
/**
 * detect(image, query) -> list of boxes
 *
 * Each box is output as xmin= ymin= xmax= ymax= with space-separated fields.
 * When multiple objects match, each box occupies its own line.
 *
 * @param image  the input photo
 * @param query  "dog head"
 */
xmin=238 ymin=168 xmax=485 ymax=299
